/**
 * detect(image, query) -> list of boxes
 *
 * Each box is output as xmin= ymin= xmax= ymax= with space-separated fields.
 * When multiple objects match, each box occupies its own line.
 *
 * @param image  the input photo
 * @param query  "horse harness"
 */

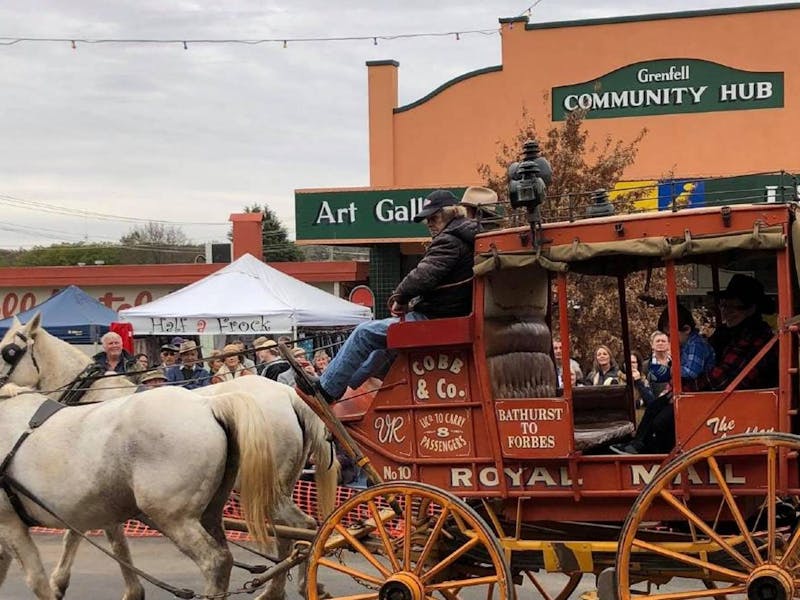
xmin=0 ymin=399 xmax=66 ymax=527
xmin=0 ymin=332 xmax=108 ymax=526
xmin=0 ymin=331 xmax=39 ymax=386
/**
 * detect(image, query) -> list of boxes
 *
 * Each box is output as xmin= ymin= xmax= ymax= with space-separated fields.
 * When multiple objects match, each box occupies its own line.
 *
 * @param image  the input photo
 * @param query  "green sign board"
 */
xmin=295 ymin=188 xmax=465 ymax=243
xmin=552 ymin=59 xmax=783 ymax=121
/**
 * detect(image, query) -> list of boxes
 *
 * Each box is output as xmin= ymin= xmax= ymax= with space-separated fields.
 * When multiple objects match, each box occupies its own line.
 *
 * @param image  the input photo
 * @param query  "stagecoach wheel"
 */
xmin=617 ymin=432 xmax=800 ymax=600
xmin=522 ymin=571 xmax=583 ymax=600
xmin=307 ymin=481 xmax=512 ymax=600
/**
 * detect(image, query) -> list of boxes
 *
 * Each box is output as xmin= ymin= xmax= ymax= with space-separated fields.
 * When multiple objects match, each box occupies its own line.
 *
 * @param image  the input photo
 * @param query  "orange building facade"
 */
xmin=367 ymin=3 xmax=799 ymax=187
xmin=295 ymin=3 xmax=800 ymax=315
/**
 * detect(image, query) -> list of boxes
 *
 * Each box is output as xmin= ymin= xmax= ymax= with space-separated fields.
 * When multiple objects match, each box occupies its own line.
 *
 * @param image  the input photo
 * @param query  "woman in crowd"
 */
xmin=212 ymin=344 xmax=253 ymax=383
xmin=207 ymin=350 xmax=224 ymax=378
xmin=584 ymin=345 xmax=622 ymax=386
xmin=313 ymin=350 xmax=331 ymax=374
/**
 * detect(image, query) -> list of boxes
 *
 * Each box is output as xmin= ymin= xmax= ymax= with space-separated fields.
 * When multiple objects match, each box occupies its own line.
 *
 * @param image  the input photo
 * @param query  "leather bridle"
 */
xmin=0 ymin=331 xmax=39 ymax=386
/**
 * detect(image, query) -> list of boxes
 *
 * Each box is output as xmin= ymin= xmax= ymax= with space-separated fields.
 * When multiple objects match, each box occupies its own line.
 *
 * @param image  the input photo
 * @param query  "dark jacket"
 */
xmin=166 ymin=363 xmax=211 ymax=389
xmin=92 ymin=349 xmax=133 ymax=375
xmin=258 ymin=358 xmax=291 ymax=381
xmin=394 ymin=216 xmax=478 ymax=318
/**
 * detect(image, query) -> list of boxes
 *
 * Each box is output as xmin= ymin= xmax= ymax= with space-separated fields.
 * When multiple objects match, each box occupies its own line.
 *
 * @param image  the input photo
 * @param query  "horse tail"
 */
xmin=291 ymin=392 xmax=340 ymax=519
xmin=210 ymin=392 xmax=275 ymax=546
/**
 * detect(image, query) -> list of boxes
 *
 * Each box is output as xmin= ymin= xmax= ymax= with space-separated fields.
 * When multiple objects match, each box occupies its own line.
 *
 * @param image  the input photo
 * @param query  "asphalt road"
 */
xmin=1 ymin=534 xmax=602 ymax=600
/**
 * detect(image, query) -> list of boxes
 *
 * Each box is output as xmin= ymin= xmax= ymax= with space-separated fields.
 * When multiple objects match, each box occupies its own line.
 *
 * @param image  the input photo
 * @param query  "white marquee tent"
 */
xmin=119 ymin=253 xmax=372 ymax=335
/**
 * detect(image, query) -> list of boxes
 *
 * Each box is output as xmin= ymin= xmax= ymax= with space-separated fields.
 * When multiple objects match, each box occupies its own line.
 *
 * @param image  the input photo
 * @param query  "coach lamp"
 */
xmin=507 ymin=139 xmax=552 ymax=247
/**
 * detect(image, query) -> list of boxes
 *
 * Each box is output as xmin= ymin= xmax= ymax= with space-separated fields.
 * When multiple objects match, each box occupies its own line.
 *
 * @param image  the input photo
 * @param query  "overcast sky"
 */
xmin=0 ymin=0 xmax=786 ymax=249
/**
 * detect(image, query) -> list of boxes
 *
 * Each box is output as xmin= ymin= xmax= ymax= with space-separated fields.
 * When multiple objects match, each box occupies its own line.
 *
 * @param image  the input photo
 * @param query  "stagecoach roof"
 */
xmin=474 ymin=204 xmax=792 ymax=276
xmin=118 ymin=253 xmax=373 ymax=334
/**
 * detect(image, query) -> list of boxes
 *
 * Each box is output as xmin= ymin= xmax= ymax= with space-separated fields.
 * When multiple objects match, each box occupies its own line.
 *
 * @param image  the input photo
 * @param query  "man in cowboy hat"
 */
xmin=460 ymin=186 xmax=502 ymax=230
xmin=166 ymin=340 xmax=211 ymax=389
xmin=695 ymin=274 xmax=777 ymax=391
xmin=253 ymin=336 xmax=291 ymax=381
xmin=298 ymin=189 xmax=478 ymax=403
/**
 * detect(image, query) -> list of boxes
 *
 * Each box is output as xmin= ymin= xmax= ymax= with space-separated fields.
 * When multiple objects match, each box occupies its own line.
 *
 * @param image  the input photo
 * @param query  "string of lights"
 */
xmin=0 ymin=28 xmax=499 ymax=49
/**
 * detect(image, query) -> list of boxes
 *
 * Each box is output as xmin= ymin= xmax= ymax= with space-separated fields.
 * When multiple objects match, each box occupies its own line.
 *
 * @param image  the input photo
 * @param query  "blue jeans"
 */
xmin=321 ymin=312 xmax=427 ymax=399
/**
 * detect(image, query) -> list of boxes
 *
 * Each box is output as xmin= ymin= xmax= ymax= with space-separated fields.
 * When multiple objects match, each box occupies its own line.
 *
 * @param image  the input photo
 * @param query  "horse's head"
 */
xmin=0 ymin=312 xmax=44 ymax=387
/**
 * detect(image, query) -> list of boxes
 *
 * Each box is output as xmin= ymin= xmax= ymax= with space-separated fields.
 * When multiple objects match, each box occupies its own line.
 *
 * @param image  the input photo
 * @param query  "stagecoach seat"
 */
xmin=484 ymin=316 xmax=556 ymax=398
xmin=571 ymin=386 xmax=635 ymax=451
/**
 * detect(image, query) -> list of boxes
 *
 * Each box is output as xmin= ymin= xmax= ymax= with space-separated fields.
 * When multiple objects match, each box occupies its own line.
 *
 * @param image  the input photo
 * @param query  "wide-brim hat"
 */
xmin=160 ymin=344 xmax=179 ymax=353
xmin=712 ymin=273 xmax=774 ymax=313
xmin=179 ymin=340 xmax=198 ymax=354
xmin=460 ymin=186 xmax=499 ymax=216
xmin=413 ymin=189 xmax=458 ymax=222
xmin=140 ymin=369 xmax=167 ymax=384
xmin=253 ymin=336 xmax=276 ymax=351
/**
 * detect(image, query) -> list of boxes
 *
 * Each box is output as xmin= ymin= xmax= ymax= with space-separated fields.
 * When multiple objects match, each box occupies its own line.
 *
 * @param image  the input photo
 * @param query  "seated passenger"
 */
xmin=611 ymin=306 xmax=713 ymax=455
xmin=695 ymin=274 xmax=777 ymax=391
xmin=649 ymin=305 xmax=715 ymax=389
xmin=643 ymin=330 xmax=671 ymax=398
xmin=584 ymin=345 xmax=621 ymax=386
xmin=554 ymin=336 xmax=582 ymax=387
xmin=299 ymin=190 xmax=478 ymax=403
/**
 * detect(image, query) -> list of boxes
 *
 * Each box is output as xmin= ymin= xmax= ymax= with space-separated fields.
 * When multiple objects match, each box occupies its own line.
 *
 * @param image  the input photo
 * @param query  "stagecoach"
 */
xmin=286 ymin=165 xmax=800 ymax=600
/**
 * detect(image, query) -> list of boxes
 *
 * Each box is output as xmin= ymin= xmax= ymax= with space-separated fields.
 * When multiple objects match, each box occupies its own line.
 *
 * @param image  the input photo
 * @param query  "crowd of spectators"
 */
xmin=93 ymin=334 xmax=331 ymax=392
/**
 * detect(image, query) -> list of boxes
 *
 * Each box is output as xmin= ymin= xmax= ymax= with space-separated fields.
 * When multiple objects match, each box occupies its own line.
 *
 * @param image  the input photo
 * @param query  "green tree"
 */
xmin=242 ymin=204 xmax=304 ymax=262
xmin=478 ymin=107 xmax=665 ymax=367
xmin=119 ymin=222 xmax=201 ymax=264
xmin=14 ymin=243 xmax=123 ymax=267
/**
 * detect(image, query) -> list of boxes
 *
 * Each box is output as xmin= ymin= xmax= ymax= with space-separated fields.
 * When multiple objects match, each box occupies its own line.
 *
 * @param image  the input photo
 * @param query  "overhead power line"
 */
xmin=0 ymin=29 xmax=498 ymax=49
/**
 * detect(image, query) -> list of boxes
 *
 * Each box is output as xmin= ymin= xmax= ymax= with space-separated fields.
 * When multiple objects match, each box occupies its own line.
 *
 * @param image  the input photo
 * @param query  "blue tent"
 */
xmin=0 ymin=285 xmax=118 ymax=344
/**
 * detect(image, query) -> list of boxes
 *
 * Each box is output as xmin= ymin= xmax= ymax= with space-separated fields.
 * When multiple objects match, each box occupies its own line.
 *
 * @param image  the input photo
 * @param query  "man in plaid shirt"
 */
xmin=649 ymin=305 xmax=715 ymax=388
xmin=695 ymin=274 xmax=777 ymax=391
xmin=613 ymin=305 xmax=713 ymax=455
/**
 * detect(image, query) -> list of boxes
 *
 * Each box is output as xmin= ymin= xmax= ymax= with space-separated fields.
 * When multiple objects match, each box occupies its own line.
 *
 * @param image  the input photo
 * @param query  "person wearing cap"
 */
xmin=253 ymin=337 xmax=291 ymax=381
xmin=299 ymin=189 xmax=478 ymax=403
xmin=93 ymin=331 xmax=134 ymax=375
xmin=159 ymin=343 xmax=180 ymax=370
xmin=166 ymin=340 xmax=211 ymax=389
xmin=232 ymin=339 xmax=257 ymax=375
xmin=695 ymin=274 xmax=777 ymax=391
xmin=460 ymin=186 xmax=501 ymax=230
xmin=136 ymin=368 xmax=168 ymax=392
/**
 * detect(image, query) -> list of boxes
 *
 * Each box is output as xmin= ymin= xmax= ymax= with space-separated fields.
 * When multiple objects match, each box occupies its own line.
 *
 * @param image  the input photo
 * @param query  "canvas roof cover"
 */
xmin=0 ymin=285 xmax=119 ymax=344
xmin=119 ymin=253 xmax=373 ymax=335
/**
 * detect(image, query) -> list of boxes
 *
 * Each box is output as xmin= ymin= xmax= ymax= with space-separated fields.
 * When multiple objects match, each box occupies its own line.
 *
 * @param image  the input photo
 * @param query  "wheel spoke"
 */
xmin=367 ymin=499 xmax=401 ymax=572
xmin=707 ymin=456 xmax=764 ymax=565
xmin=767 ymin=445 xmax=777 ymax=563
xmin=334 ymin=523 xmax=392 ymax=578
xmin=427 ymin=575 xmax=500 ymax=591
xmin=404 ymin=493 xmax=413 ymax=571
xmin=317 ymin=557 xmax=384 ymax=585
xmin=636 ymin=585 xmax=747 ymax=600
xmin=524 ymin=571 xmax=552 ymax=600
xmin=658 ymin=489 xmax=754 ymax=570
xmin=415 ymin=505 xmax=451 ymax=575
xmin=631 ymin=538 xmax=748 ymax=582
xmin=779 ymin=525 xmax=800 ymax=568
xmin=421 ymin=536 xmax=481 ymax=583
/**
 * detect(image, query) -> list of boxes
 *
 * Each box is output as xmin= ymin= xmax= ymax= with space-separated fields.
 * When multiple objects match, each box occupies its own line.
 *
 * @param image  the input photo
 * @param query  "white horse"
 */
xmin=0 ymin=315 xmax=337 ymax=600
xmin=0 ymin=381 xmax=276 ymax=600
